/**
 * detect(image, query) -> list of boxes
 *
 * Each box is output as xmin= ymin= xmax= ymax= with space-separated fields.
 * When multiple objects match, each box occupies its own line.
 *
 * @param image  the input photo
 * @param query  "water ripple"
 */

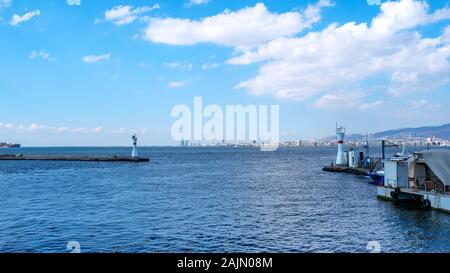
xmin=0 ymin=147 xmax=449 ymax=253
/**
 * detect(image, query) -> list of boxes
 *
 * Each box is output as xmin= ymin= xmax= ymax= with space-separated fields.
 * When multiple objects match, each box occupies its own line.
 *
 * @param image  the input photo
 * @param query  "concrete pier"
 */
xmin=0 ymin=154 xmax=149 ymax=162
xmin=377 ymin=186 xmax=450 ymax=214
xmin=322 ymin=165 xmax=370 ymax=176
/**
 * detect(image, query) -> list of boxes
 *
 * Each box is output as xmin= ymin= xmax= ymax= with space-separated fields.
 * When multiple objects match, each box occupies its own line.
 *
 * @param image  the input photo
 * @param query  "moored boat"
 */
xmin=0 ymin=143 xmax=21 ymax=148
xmin=377 ymin=149 xmax=450 ymax=213
xmin=368 ymin=170 xmax=384 ymax=186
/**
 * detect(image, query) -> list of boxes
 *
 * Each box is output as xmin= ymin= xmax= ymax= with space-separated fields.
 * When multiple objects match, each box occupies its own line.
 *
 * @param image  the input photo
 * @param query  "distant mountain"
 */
xmin=372 ymin=124 xmax=450 ymax=140
xmin=321 ymin=124 xmax=450 ymax=141
xmin=340 ymin=134 xmax=366 ymax=141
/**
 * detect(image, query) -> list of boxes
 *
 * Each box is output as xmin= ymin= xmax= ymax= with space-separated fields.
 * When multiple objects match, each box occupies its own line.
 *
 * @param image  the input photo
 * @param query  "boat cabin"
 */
xmin=384 ymin=150 xmax=450 ymax=195
xmin=410 ymin=150 xmax=450 ymax=195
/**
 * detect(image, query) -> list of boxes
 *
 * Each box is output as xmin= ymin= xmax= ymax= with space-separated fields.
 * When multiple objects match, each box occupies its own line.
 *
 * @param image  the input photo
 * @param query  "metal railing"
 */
xmin=424 ymin=182 xmax=447 ymax=196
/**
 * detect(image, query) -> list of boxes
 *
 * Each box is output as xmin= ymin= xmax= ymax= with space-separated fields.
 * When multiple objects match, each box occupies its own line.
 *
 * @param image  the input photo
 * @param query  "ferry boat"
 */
xmin=377 ymin=150 xmax=450 ymax=213
xmin=0 ymin=143 xmax=21 ymax=148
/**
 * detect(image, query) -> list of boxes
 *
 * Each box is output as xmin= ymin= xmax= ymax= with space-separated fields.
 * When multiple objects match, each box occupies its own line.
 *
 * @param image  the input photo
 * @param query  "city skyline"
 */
xmin=1 ymin=0 xmax=450 ymax=146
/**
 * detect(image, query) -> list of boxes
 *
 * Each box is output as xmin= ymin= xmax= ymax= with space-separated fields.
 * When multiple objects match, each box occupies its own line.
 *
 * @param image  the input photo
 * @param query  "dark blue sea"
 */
xmin=0 ymin=147 xmax=449 ymax=253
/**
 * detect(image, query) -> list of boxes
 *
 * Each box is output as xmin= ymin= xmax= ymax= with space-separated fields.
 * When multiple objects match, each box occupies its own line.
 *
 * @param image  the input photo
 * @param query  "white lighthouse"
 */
xmin=336 ymin=124 xmax=347 ymax=166
xmin=131 ymin=134 xmax=139 ymax=158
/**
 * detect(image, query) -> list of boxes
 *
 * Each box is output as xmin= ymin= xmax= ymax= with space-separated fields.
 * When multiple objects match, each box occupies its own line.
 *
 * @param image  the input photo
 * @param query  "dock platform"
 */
xmin=0 ymin=154 xmax=150 ymax=162
xmin=322 ymin=165 xmax=370 ymax=176
xmin=377 ymin=186 xmax=450 ymax=214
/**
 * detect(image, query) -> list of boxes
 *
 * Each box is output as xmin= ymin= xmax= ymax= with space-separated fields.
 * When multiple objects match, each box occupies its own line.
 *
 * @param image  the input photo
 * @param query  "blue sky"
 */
xmin=1 ymin=0 xmax=450 ymax=146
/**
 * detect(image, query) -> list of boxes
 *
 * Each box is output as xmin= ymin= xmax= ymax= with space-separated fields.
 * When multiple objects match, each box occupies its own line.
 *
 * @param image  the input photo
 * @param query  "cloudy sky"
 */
xmin=1 ymin=0 xmax=450 ymax=146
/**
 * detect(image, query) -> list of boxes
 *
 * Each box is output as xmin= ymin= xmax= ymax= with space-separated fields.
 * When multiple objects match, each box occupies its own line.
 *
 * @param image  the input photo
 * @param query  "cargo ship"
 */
xmin=0 ymin=142 xmax=21 ymax=148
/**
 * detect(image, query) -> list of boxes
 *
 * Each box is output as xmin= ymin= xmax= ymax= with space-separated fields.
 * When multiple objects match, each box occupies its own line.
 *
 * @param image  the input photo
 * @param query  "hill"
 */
xmin=372 ymin=124 xmax=450 ymax=139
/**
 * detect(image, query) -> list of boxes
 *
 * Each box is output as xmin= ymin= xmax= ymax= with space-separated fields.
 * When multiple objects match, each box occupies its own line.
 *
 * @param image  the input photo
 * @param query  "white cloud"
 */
xmin=82 ymin=53 xmax=111 ymax=63
xmin=358 ymin=100 xmax=383 ymax=110
xmin=411 ymin=99 xmax=428 ymax=109
xmin=92 ymin=127 xmax=103 ymax=134
xmin=186 ymin=0 xmax=209 ymax=6
xmin=313 ymin=92 xmax=363 ymax=110
xmin=0 ymin=122 xmax=153 ymax=138
xmin=109 ymin=127 xmax=128 ymax=134
xmin=71 ymin=128 xmax=88 ymax=133
xmin=144 ymin=1 xmax=332 ymax=47
xmin=142 ymin=0 xmax=450 ymax=103
xmin=66 ymin=0 xmax=80 ymax=6
xmin=169 ymin=81 xmax=186 ymax=88
xmin=29 ymin=123 xmax=45 ymax=131
xmin=443 ymin=26 xmax=450 ymax=44
xmin=29 ymin=50 xmax=51 ymax=60
xmin=1 ymin=0 xmax=11 ymax=8
xmin=370 ymin=0 xmax=447 ymax=34
xmin=105 ymin=4 xmax=160 ymax=26
xmin=10 ymin=10 xmax=40 ymax=26
xmin=163 ymin=62 xmax=180 ymax=69
xmin=56 ymin=127 xmax=70 ymax=133
xmin=312 ymin=92 xmax=382 ymax=111
xmin=163 ymin=61 xmax=192 ymax=70
xmin=202 ymin=62 xmax=220 ymax=70
xmin=1 ymin=122 xmax=53 ymax=132
xmin=230 ymin=0 xmax=450 ymax=101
